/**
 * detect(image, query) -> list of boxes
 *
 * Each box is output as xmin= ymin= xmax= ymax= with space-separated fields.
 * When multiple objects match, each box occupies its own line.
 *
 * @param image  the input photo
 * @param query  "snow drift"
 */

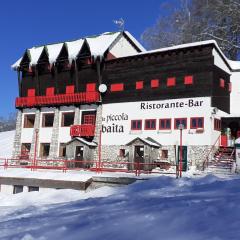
xmin=0 ymin=174 xmax=239 ymax=240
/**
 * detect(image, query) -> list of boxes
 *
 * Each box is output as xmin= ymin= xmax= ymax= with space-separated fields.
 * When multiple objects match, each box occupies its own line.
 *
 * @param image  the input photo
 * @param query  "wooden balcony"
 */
xmin=70 ymin=124 xmax=95 ymax=137
xmin=16 ymin=92 xmax=100 ymax=108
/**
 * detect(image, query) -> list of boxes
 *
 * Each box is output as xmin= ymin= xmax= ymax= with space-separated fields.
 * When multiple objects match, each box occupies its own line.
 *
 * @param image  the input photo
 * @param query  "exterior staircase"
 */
xmin=206 ymin=147 xmax=236 ymax=175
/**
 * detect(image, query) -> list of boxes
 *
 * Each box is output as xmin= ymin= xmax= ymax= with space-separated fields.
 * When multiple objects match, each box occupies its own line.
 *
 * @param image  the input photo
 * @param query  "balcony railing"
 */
xmin=16 ymin=92 xmax=100 ymax=108
xmin=70 ymin=124 xmax=95 ymax=137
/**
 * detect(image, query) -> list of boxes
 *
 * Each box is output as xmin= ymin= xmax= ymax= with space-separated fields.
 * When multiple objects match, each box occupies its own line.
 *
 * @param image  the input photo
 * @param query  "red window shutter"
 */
xmin=184 ymin=75 xmax=193 ymax=85
xmin=220 ymin=78 xmax=225 ymax=88
xmin=66 ymin=85 xmax=75 ymax=94
xmin=46 ymin=87 xmax=55 ymax=96
xmin=110 ymin=83 xmax=124 ymax=92
xmin=228 ymin=82 xmax=232 ymax=92
xmin=151 ymin=79 xmax=159 ymax=88
xmin=136 ymin=81 xmax=143 ymax=90
xmin=86 ymin=83 xmax=96 ymax=92
xmin=167 ymin=77 xmax=176 ymax=87
xmin=27 ymin=89 xmax=35 ymax=97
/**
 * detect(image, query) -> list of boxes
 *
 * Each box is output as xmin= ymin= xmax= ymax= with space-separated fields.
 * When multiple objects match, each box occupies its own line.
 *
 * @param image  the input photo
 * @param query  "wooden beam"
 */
xmin=74 ymin=60 xmax=79 ymax=92
xmin=17 ymin=69 xmax=22 ymax=97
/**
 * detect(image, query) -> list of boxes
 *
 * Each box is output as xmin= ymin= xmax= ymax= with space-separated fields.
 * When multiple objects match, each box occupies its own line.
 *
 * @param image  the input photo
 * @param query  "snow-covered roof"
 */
xmin=46 ymin=43 xmax=64 ymax=64
xmin=66 ymin=137 xmax=97 ymax=147
xmin=86 ymin=32 xmax=120 ymax=59
xmin=126 ymin=137 xmax=161 ymax=148
xmin=65 ymin=39 xmax=84 ymax=63
xmin=12 ymin=31 xmax=145 ymax=69
xmin=114 ymin=39 xmax=240 ymax=71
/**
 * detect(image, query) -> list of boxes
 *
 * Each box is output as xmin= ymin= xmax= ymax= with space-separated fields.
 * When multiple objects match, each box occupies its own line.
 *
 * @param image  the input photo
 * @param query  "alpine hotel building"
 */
xmin=11 ymin=31 xmax=240 ymax=171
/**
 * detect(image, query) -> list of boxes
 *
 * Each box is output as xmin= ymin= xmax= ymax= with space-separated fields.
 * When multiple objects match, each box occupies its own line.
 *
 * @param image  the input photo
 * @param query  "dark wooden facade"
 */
xmin=16 ymin=43 xmax=230 ymax=113
xmin=103 ymin=44 xmax=231 ymax=113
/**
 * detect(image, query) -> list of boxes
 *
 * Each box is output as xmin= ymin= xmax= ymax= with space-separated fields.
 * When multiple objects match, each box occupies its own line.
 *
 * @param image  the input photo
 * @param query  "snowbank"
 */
xmin=0 ymin=130 xmax=15 ymax=157
xmin=0 ymin=174 xmax=240 ymax=240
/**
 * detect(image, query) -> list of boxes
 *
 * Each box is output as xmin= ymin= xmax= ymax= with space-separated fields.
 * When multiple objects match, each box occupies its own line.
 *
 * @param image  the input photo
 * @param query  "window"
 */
xmin=220 ymin=78 xmax=225 ymax=88
xmin=174 ymin=118 xmax=187 ymax=129
xmin=136 ymin=81 xmax=143 ymax=90
xmin=27 ymin=89 xmax=35 ymax=97
xmin=119 ymin=149 xmax=126 ymax=157
xmin=131 ymin=120 xmax=142 ymax=130
xmin=167 ymin=77 xmax=176 ymax=87
xmin=13 ymin=185 xmax=23 ymax=194
xmin=184 ymin=75 xmax=193 ymax=85
xmin=46 ymin=87 xmax=55 ymax=96
xmin=86 ymin=83 xmax=96 ymax=92
xmin=28 ymin=186 xmax=39 ymax=192
xmin=42 ymin=113 xmax=54 ymax=127
xmin=21 ymin=143 xmax=31 ymax=157
xmin=23 ymin=114 xmax=35 ymax=128
xmin=161 ymin=150 xmax=168 ymax=159
xmin=190 ymin=117 xmax=204 ymax=129
xmin=110 ymin=83 xmax=124 ymax=92
xmin=40 ymin=143 xmax=50 ymax=158
xmin=151 ymin=79 xmax=159 ymax=88
xmin=61 ymin=112 xmax=75 ymax=127
xmin=59 ymin=143 xmax=66 ymax=157
xmin=145 ymin=119 xmax=156 ymax=130
xmin=66 ymin=85 xmax=75 ymax=94
xmin=214 ymin=119 xmax=221 ymax=131
xmin=159 ymin=119 xmax=171 ymax=130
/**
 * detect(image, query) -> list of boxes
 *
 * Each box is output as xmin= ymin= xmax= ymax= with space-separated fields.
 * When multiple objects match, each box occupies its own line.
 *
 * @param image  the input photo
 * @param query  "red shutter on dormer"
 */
xmin=151 ymin=79 xmax=159 ymax=88
xmin=46 ymin=87 xmax=55 ymax=96
xmin=86 ymin=83 xmax=96 ymax=92
xmin=110 ymin=83 xmax=124 ymax=92
xmin=136 ymin=81 xmax=143 ymax=90
xmin=27 ymin=89 xmax=35 ymax=97
xmin=184 ymin=75 xmax=193 ymax=85
xmin=220 ymin=78 xmax=225 ymax=88
xmin=167 ymin=77 xmax=176 ymax=87
xmin=66 ymin=85 xmax=75 ymax=94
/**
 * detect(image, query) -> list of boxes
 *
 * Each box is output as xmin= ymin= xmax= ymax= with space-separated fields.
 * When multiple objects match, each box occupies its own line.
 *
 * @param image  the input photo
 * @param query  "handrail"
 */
xmin=202 ymin=133 xmax=221 ymax=171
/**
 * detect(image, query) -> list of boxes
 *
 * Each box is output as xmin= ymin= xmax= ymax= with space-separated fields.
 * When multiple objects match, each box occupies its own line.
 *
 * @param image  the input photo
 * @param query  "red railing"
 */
xmin=16 ymin=92 xmax=100 ymax=108
xmin=202 ymin=133 xmax=221 ymax=171
xmin=70 ymin=124 xmax=95 ymax=137
xmin=0 ymin=158 xmax=177 ymax=177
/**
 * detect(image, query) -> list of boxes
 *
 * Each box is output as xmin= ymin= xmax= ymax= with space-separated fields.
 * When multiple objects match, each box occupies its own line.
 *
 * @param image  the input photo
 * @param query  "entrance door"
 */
xmin=177 ymin=146 xmax=188 ymax=171
xmin=134 ymin=146 xmax=144 ymax=170
xmin=75 ymin=146 xmax=84 ymax=168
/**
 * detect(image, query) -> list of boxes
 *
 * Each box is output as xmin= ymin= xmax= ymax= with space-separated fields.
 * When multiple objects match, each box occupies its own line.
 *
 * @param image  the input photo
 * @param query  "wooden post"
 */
xmin=35 ymin=66 xmax=40 ymax=96
xmin=74 ymin=60 xmax=80 ymax=92
xmin=17 ymin=69 xmax=22 ymax=96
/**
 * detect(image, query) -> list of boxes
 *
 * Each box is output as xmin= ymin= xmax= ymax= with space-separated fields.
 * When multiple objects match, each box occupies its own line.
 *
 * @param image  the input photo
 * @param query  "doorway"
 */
xmin=134 ymin=146 xmax=144 ymax=170
xmin=177 ymin=146 xmax=188 ymax=171
xmin=75 ymin=146 xmax=84 ymax=168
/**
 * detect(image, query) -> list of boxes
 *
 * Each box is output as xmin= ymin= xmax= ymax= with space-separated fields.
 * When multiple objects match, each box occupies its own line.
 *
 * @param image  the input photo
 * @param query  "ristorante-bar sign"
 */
xmin=140 ymin=99 xmax=203 ymax=110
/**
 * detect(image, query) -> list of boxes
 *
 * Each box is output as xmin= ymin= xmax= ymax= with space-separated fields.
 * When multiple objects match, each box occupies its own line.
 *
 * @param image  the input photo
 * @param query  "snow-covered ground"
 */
xmin=0 ymin=174 xmax=240 ymax=240
xmin=0 ymin=130 xmax=15 ymax=157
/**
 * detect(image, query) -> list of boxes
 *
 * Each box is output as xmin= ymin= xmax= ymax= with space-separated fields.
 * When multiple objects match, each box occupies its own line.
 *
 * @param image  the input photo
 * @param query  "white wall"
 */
xmin=110 ymin=35 xmax=139 ymax=58
xmin=102 ymin=97 xmax=217 ymax=146
xmin=229 ymin=71 xmax=240 ymax=117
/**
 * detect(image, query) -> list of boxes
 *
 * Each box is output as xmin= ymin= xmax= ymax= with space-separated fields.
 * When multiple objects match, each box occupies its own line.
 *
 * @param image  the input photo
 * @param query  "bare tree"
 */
xmin=142 ymin=0 xmax=240 ymax=60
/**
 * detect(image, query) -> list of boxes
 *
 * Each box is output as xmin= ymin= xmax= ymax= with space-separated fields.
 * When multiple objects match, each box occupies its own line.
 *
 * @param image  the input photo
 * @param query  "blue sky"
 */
xmin=0 ymin=0 xmax=175 ymax=117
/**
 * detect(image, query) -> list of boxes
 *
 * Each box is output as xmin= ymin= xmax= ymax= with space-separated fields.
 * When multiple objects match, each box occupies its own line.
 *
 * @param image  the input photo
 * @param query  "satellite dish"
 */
xmin=98 ymin=84 xmax=107 ymax=93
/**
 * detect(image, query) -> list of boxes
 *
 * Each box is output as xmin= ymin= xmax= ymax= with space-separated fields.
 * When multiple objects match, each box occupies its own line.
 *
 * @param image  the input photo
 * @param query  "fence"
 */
xmin=0 ymin=158 xmax=177 ymax=177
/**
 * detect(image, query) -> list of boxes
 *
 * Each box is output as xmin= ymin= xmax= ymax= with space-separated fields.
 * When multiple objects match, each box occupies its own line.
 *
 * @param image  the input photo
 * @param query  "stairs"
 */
xmin=206 ymin=147 xmax=236 ymax=175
